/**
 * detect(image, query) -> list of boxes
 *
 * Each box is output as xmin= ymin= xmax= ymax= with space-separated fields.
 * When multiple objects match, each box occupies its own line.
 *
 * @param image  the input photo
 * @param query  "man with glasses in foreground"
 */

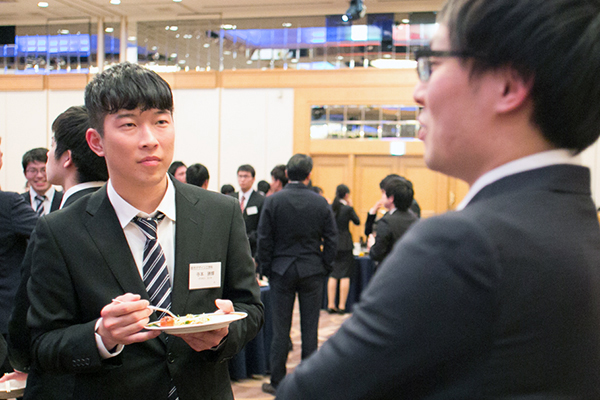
xmin=276 ymin=0 xmax=600 ymax=398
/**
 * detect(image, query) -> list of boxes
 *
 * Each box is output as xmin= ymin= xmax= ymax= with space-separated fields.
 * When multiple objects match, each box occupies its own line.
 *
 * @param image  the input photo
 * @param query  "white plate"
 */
xmin=0 ymin=379 xmax=26 ymax=399
xmin=145 ymin=312 xmax=247 ymax=334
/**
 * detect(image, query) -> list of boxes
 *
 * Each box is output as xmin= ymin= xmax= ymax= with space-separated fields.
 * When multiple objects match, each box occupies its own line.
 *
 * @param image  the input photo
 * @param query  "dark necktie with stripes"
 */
xmin=35 ymin=195 xmax=46 ymax=216
xmin=132 ymin=212 xmax=178 ymax=400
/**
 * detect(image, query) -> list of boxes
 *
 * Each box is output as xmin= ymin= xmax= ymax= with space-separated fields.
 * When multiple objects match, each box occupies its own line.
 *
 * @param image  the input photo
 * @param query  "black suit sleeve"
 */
xmin=320 ymin=206 xmax=338 ymax=269
xmin=276 ymin=216 xmax=498 ymax=399
xmin=11 ymin=194 xmax=38 ymax=236
xmin=349 ymin=207 xmax=360 ymax=226
xmin=256 ymin=197 xmax=274 ymax=277
xmin=368 ymin=218 xmax=393 ymax=263
xmin=364 ymin=213 xmax=377 ymax=237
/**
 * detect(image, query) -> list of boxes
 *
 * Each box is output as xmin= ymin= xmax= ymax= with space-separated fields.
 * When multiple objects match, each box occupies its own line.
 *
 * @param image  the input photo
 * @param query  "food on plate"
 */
xmin=148 ymin=313 xmax=211 ymax=328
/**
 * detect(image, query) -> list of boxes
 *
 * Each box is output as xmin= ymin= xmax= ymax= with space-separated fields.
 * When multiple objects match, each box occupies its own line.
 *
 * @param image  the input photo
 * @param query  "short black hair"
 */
xmin=379 ymin=174 xmax=414 ymax=191
xmin=271 ymin=164 xmax=288 ymax=187
xmin=439 ymin=0 xmax=600 ymax=153
xmin=286 ymin=154 xmax=312 ymax=181
xmin=220 ymin=184 xmax=235 ymax=195
xmin=237 ymin=164 xmax=256 ymax=178
xmin=384 ymin=178 xmax=414 ymax=211
xmin=168 ymin=161 xmax=186 ymax=176
xmin=84 ymin=62 xmax=174 ymax=136
xmin=257 ymin=180 xmax=270 ymax=194
xmin=22 ymin=147 xmax=48 ymax=172
xmin=52 ymin=105 xmax=108 ymax=183
xmin=186 ymin=163 xmax=210 ymax=187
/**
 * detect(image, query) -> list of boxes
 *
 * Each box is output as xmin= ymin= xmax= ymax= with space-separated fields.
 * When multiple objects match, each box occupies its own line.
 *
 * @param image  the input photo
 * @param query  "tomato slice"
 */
xmin=160 ymin=316 xmax=175 ymax=327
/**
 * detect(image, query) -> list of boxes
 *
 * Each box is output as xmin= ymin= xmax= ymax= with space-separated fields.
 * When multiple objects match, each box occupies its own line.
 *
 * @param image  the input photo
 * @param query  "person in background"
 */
xmin=327 ymin=184 xmax=360 ymax=315
xmin=311 ymin=186 xmax=324 ymax=197
xmin=275 ymin=0 xmax=600 ymax=397
xmin=220 ymin=183 xmax=235 ymax=196
xmin=234 ymin=164 xmax=265 ymax=257
xmin=2 ymin=105 xmax=108 ymax=399
xmin=0 ymin=137 xmax=38 ymax=375
xmin=364 ymin=174 xmax=419 ymax=239
xmin=267 ymin=164 xmax=287 ymax=196
xmin=26 ymin=62 xmax=263 ymax=400
xmin=257 ymin=154 xmax=337 ymax=396
xmin=367 ymin=178 xmax=418 ymax=264
xmin=257 ymin=180 xmax=270 ymax=196
xmin=21 ymin=147 xmax=63 ymax=215
xmin=167 ymin=160 xmax=186 ymax=183
xmin=185 ymin=163 xmax=209 ymax=189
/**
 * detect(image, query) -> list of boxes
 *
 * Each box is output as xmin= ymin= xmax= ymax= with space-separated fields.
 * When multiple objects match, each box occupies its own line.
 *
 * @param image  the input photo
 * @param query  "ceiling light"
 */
xmin=105 ymin=27 xmax=114 ymax=33
xmin=342 ymin=0 xmax=366 ymax=22
xmin=203 ymin=43 xmax=210 ymax=48
xmin=220 ymin=24 xmax=236 ymax=30
xmin=223 ymin=50 xmax=232 ymax=55
xmin=109 ymin=0 xmax=120 ymax=4
xmin=183 ymin=34 xmax=192 ymax=39
xmin=173 ymin=0 xmax=182 ymax=2
xmin=59 ymin=29 xmax=69 ymax=34
xmin=169 ymin=26 xmax=178 ymax=31
xmin=401 ymin=18 xmax=410 ymax=24
xmin=128 ymin=36 xmax=136 ymax=41
xmin=170 ymin=53 xmax=177 ymax=58
xmin=282 ymin=22 xmax=292 ymax=28
xmin=37 ymin=2 xmax=49 ymax=7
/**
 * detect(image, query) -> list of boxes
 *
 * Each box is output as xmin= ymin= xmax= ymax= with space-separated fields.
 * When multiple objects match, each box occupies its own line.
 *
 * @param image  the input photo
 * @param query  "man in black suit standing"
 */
xmin=21 ymin=148 xmax=62 ymax=215
xmin=367 ymin=178 xmax=417 ymax=264
xmin=2 ymin=105 xmax=108 ymax=399
xmin=276 ymin=0 xmax=600 ymax=398
xmin=234 ymin=164 xmax=264 ymax=257
xmin=0 ymin=138 xmax=38 ymax=374
xmin=26 ymin=62 xmax=263 ymax=400
xmin=257 ymin=154 xmax=337 ymax=395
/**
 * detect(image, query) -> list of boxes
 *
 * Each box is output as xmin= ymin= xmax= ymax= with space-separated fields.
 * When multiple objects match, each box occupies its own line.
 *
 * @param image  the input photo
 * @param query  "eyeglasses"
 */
xmin=415 ymin=49 xmax=476 ymax=82
xmin=26 ymin=167 xmax=46 ymax=176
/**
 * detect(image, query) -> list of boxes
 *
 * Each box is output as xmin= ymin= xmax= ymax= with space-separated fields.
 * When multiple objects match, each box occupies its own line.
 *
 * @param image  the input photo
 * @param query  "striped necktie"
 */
xmin=132 ymin=213 xmax=179 ymax=400
xmin=132 ymin=213 xmax=172 ymax=317
xmin=35 ymin=195 xmax=46 ymax=216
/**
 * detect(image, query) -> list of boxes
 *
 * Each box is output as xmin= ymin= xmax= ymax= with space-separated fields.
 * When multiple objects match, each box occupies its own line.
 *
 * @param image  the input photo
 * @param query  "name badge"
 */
xmin=189 ymin=262 xmax=221 ymax=290
xmin=246 ymin=206 xmax=258 ymax=216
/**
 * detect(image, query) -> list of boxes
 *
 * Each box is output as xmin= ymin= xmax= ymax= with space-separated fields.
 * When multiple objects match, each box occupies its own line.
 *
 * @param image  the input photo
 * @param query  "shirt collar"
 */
xmin=60 ymin=181 xmax=105 ymax=209
xmin=31 ymin=185 xmax=54 ymax=200
xmin=241 ymin=188 xmax=253 ymax=198
xmin=456 ymin=149 xmax=580 ymax=210
xmin=107 ymin=175 xmax=176 ymax=228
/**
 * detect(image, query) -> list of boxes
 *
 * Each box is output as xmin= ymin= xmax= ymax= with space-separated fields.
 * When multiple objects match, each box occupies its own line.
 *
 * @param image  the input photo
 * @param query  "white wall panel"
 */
xmin=47 ymin=90 xmax=86 ymax=137
xmin=220 ymin=88 xmax=294 ymax=192
xmin=0 ymin=91 xmax=48 ymax=192
xmin=172 ymin=89 xmax=220 ymax=192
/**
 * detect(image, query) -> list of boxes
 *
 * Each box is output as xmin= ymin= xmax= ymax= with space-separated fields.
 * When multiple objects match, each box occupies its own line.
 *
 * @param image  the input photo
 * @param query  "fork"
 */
xmin=111 ymin=298 xmax=177 ymax=318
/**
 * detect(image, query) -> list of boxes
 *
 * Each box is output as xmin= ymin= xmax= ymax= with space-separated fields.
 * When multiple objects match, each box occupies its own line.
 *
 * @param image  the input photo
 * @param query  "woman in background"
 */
xmin=327 ymin=184 xmax=360 ymax=314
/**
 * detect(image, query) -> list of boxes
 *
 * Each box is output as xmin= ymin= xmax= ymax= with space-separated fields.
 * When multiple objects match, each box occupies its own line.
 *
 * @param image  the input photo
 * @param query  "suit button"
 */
xmin=167 ymin=353 xmax=175 ymax=364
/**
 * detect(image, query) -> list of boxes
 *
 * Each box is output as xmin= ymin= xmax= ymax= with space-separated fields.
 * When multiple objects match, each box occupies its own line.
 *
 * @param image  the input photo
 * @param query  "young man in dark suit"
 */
xmin=276 ymin=0 xmax=600 ymax=398
xmin=257 ymin=154 xmax=337 ymax=395
xmin=0 ymin=138 xmax=38 ymax=374
xmin=2 ymin=105 xmax=108 ymax=399
xmin=234 ymin=164 xmax=264 ymax=257
xmin=367 ymin=178 xmax=417 ymax=264
xmin=21 ymin=148 xmax=62 ymax=215
xmin=26 ymin=63 xmax=263 ymax=400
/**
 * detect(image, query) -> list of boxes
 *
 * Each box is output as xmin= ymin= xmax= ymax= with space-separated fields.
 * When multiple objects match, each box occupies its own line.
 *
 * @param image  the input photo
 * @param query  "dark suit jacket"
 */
xmin=257 ymin=183 xmax=338 ymax=278
xmin=27 ymin=180 xmax=263 ymax=400
xmin=364 ymin=199 xmax=420 ymax=237
xmin=8 ymin=185 xmax=103 ymax=399
xmin=0 ymin=191 xmax=38 ymax=335
xmin=368 ymin=209 xmax=417 ymax=263
xmin=334 ymin=204 xmax=360 ymax=252
xmin=21 ymin=190 xmax=63 ymax=213
xmin=277 ymin=165 xmax=600 ymax=399
xmin=234 ymin=190 xmax=265 ymax=256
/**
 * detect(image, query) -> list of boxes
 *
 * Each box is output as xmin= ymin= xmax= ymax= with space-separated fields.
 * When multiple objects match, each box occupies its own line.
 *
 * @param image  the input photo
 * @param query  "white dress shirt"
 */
xmin=59 ymin=181 xmax=105 ymax=209
xmin=239 ymin=188 xmax=254 ymax=211
xmin=28 ymin=186 xmax=56 ymax=215
xmin=456 ymin=149 xmax=581 ymax=210
xmin=96 ymin=175 xmax=177 ymax=357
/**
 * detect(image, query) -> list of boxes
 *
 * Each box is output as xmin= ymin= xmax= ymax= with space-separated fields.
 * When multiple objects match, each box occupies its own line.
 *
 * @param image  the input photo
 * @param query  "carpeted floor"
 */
xmin=231 ymin=300 xmax=350 ymax=399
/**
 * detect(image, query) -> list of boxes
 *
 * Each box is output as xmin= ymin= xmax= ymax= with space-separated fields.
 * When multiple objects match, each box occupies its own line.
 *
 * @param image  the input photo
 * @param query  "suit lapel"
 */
xmin=84 ymin=187 xmax=148 ymax=299
xmin=172 ymin=182 xmax=204 ymax=313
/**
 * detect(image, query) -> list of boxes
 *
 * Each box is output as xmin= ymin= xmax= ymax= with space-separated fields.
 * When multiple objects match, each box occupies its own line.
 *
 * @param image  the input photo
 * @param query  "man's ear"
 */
xmin=496 ymin=67 xmax=534 ymax=114
xmin=86 ymin=128 xmax=105 ymax=157
xmin=62 ymin=149 xmax=73 ymax=169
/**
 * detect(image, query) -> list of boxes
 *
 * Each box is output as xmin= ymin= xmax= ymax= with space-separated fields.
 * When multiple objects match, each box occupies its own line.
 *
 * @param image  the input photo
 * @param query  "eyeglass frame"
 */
xmin=415 ymin=49 xmax=478 ymax=82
